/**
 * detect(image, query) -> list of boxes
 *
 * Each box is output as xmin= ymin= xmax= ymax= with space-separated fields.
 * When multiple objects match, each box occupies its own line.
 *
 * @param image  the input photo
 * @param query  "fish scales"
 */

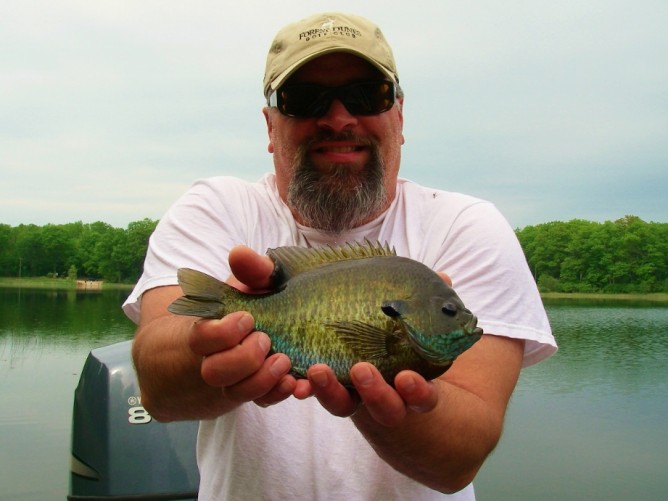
xmin=250 ymin=258 xmax=416 ymax=380
xmin=168 ymin=241 xmax=483 ymax=386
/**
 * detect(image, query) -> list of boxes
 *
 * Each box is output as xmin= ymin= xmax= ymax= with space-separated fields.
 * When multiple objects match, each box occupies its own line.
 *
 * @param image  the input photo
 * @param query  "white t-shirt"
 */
xmin=124 ymin=173 xmax=556 ymax=500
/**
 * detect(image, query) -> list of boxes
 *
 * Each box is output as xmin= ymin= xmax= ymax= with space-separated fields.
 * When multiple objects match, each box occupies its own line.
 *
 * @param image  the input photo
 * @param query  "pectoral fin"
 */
xmin=325 ymin=320 xmax=401 ymax=360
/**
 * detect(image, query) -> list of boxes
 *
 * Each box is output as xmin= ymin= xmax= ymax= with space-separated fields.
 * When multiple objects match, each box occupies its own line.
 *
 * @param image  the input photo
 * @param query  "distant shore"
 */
xmin=2 ymin=277 xmax=667 ymax=302
xmin=0 ymin=277 xmax=134 ymax=290
xmin=541 ymin=292 xmax=668 ymax=303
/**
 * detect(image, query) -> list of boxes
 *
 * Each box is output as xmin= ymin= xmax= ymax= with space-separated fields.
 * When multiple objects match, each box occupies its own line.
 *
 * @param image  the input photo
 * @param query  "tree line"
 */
xmin=517 ymin=215 xmax=668 ymax=293
xmin=1 ymin=215 xmax=667 ymax=292
xmin=0 ymin=219 xmax=158 ymax=283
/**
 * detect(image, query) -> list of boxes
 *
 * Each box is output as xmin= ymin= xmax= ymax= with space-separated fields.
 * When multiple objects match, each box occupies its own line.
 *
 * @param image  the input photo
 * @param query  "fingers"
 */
xmin=188 ymin=312 xmax=295 ymax=407
xmin=253 ymin=372 xmax=298 ymax=408
xmin=189 ymin=312 xmax=255 ymax=356
xmin=305 ymin=363 xmax=439 ymax=425
xmin=228 ymin=245 xmax=275 ymax=292
xmin=200 ymin=330 xmax=271 ymax=386
xmin=350 ymin=363 xmax=407 ymax=426
xmin=351 ymin=365 xmax=439 ymax=426
xmin=223 ymin=353 xmax=296 ymax=404
xmin=393 ymin=370 xmax=439 ymax=413
xmin=305 ymin=364 xmax=359 ymax=417
xmin=437 ymin=271 xmax=453 ymax=287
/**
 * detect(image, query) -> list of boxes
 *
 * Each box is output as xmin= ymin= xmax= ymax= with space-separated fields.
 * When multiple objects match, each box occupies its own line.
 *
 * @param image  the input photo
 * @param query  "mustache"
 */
xmin=302 ymin=131 xmax=375 ymax=150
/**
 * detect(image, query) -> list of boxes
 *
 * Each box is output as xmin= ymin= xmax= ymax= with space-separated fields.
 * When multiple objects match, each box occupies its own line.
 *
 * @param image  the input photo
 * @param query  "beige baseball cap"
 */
xmin=263 ymin=12 xmax=399 ymax=97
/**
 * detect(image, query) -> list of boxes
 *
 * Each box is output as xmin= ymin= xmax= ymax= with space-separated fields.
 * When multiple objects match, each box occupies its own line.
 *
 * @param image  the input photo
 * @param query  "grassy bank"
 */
xmin=2 ymin=277 xmax=666 ymax=301
xmin=541 ymin=292 xmax=668 ymax=303
xmin=0 ymin=277 xmax=134 ymax=291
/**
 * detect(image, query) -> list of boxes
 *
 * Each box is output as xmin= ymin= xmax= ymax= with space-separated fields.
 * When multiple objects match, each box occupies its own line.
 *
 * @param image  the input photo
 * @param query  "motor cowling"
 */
xmin=68 ymin=340 xmax=199 ymax=500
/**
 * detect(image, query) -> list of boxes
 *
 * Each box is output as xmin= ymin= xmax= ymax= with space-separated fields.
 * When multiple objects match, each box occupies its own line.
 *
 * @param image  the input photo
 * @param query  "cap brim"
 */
xmin=265 ymin=47 xmax=397 ymax=97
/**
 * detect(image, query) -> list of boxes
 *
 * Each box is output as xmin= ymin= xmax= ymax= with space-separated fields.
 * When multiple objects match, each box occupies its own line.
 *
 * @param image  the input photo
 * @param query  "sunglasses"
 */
xmin=268 ymin=79 xmax=396 ymax=118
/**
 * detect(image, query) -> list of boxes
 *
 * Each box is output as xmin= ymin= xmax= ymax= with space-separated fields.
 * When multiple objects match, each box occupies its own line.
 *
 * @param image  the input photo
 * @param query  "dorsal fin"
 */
xmin=268 ymin=239 xmax=395 ymax=286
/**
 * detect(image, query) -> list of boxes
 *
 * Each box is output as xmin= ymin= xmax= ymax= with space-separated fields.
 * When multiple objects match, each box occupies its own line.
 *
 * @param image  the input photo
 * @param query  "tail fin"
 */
xmin=167 ymin=268 xmax=235 ymax=319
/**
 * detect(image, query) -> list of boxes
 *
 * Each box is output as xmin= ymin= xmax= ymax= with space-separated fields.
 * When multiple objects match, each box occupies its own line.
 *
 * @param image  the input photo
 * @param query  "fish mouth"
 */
xmin=405 ymin=324 xmax=483 ymax=365
xmin=464 ymin=314 xmax=483 ymax=338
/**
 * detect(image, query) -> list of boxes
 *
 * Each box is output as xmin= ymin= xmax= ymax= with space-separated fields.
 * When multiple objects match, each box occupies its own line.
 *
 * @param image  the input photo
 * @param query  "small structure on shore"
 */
xmin=76 ymin=280 xmax=103 ymax=290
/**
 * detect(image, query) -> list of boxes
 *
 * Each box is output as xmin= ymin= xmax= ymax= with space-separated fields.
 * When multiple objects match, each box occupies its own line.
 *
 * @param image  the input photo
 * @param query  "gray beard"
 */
xmin=287 ymin=134 xmax=388 ymax=234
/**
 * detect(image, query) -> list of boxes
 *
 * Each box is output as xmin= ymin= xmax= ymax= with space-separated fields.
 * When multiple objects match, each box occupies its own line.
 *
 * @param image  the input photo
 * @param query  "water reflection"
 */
xmin=2 ymin=289 xmax=668 ymax=500
xmin=0 ymin=287 xmax=136 ymax=500
xmin=0 ymin=287 xmax=135 ymax=340
xmin=524 ymin=301 xmax=668 ymax=397
xmin=0 ymin=287 xmax=135 ymax=371
xmin=475 ymin=299 xmax=668 ymax=500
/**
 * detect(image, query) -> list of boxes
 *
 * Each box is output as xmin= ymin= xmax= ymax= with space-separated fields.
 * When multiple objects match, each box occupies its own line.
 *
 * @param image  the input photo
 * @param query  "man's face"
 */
xmin=264 ymin=53 xmax=405 ymax=232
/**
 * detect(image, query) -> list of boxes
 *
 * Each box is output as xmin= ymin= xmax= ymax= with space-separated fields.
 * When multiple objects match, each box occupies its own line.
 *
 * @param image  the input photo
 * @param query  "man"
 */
xmin=125 ymin=12 xmax=556 ymax=500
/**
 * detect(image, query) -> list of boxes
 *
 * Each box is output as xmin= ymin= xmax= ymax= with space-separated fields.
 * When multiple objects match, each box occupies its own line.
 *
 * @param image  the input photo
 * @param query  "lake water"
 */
xmin=1 ymin=288 xmax=667 ymax=500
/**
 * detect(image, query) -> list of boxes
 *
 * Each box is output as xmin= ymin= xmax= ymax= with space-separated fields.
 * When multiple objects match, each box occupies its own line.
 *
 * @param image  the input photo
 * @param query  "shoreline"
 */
xmin=2 ymin=277 xmax=666 ymax=302
xmin=541 ymin=292 xmax=668 ymax=303
xmin=0 ymin=277 xmax=134 ymax=291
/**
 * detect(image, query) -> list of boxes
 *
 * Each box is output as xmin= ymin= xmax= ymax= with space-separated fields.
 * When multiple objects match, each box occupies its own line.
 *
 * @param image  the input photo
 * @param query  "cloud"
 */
xmin=2 ymin=0 xmax=667 ymax=228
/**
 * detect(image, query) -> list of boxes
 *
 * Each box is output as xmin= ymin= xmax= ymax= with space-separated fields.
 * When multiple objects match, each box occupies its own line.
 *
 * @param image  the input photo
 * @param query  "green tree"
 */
xmin=40 ymin=224 xmax=76 ymax=277
xmin=0 ymin=224 xmax=15 ymax=276
xmin=518 ymin=216 xmax=668 ymax=293
xmin=76 ymin=221 xmax=116 ymax=279
xmin=122 ymin=218 xmax=158 ymax=282
xmin=0 ymin=219 xmax=158 ymax=283
xmin=517 ymin=221 xmax=573 ymax=283
xmin=14 ymin=224 xmax=43 ymax=276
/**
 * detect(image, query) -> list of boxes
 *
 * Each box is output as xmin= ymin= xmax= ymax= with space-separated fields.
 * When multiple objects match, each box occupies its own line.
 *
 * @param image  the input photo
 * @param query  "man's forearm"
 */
xmin=352 ymin=335 xmax=524 ymax=493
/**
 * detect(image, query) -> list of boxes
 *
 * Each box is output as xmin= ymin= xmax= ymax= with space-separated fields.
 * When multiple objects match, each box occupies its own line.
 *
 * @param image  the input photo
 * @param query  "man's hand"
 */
xmin=188 ymin=312 xmax=297 ymax=408
xmin=187 ymin=245 xmax=297 ymax=408
xmin=133 ymin=244 xmax=294 ymax=421
xmin=296 ymin=363 xmax=439 ymax=426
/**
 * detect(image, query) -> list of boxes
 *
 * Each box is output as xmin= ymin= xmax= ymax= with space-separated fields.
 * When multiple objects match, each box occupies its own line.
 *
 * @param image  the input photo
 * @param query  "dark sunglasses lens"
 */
xmin=277 ymin=80 xmax=395 ymax=118
xmin=343 ymin=81 xmax=395 ymax=115
xmin=277 ymin=85 xmax=331 ymax=117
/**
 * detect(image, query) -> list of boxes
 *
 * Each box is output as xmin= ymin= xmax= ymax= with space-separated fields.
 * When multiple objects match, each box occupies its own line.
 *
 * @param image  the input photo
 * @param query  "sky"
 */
xmin=2 ymin=0 xmax=667 ymax=229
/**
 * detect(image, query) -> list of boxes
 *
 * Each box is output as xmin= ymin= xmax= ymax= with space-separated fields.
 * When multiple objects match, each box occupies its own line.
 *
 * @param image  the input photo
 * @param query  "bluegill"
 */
xmin=168 ymin=241 xmax=482 ymax=385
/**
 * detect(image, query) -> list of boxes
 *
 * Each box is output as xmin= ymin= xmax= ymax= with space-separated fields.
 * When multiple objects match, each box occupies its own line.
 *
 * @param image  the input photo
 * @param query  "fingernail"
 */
xmin=257 ymin=333 xmax=271 ymax=353
xmin=238 ymin=313 xmax=254 ymax=333
xmin=269 ymin=356 xmax=290 ymax=378
xmin=310 ymin=369 xmax=329 ymax=388
xmin=353 ymin=365 xmax=374 ymax=387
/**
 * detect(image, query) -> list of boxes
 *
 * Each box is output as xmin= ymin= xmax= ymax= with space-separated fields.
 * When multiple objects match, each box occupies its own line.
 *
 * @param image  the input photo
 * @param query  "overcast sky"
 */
xmin=2 ymin=0 xmax=666 ymax=229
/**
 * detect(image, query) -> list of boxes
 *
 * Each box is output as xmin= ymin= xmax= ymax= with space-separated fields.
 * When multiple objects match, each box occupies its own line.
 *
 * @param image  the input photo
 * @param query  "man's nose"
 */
xmin=316 ymin=99 xmax=358 ymax=133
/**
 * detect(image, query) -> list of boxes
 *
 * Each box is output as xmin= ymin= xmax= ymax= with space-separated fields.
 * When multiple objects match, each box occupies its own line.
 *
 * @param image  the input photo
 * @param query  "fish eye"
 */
xmin=441 ymin=303 xmax=458 ymax=317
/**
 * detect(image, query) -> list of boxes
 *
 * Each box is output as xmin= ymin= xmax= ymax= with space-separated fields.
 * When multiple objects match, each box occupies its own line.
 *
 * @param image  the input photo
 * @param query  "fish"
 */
xmin=168 ymin=241 xmax=483 ymax=386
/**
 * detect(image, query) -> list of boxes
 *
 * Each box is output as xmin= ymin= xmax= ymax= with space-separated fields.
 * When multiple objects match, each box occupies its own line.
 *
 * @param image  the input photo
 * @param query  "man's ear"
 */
xmin=263 ymin=107 xmax=275 ymax=154
xmin=396 ymin=97 xmax=405 ymax=145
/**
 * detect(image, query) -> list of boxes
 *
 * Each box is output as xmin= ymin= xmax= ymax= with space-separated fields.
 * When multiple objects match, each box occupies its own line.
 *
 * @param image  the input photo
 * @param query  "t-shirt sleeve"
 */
xmin=430 ymin=200 xmax=557 ymax=367
xmin=122 ymin=178 xmax=249 ymax=324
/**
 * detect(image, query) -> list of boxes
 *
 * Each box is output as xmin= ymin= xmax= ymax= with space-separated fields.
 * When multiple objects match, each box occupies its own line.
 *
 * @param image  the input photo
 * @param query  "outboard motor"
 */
xmin=68 ymin=340 xmax=199 ymax=500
